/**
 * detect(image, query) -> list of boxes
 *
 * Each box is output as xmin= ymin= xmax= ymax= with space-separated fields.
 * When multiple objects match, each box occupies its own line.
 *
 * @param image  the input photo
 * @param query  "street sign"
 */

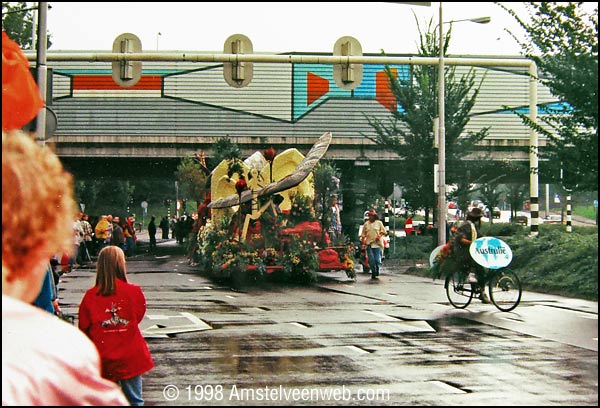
xmin=141 ymin=200 xmax=148 ymax=209
xmin=22 ymin=106 xmax=57 ymax=141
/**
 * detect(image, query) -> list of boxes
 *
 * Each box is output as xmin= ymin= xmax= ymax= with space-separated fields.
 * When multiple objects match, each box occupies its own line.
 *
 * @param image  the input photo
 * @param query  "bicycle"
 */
xmin=445 ymin=267 xmax=522 ymax=312
xmin=432 ymin=236 xmax=522 ymax=312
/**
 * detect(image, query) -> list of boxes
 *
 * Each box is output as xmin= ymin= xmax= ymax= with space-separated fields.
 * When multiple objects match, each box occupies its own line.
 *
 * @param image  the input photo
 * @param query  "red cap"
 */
xmin=2 ymin=31 xmax=44 ymax=131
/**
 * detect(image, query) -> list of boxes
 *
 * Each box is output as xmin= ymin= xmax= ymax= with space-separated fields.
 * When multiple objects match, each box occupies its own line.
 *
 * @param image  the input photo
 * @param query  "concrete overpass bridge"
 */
xmin=34 ymin=51 xmax=553 ymax=178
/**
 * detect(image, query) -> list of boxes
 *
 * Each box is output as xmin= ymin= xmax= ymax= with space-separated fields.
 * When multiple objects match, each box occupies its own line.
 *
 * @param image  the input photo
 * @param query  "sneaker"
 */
xmin=479 ymin=292 xmax=491 ymax=304
xmin=370 ymin=276 xmax=378 ymax=280
xmin=468 ymin=272 xmax=478 ymax=283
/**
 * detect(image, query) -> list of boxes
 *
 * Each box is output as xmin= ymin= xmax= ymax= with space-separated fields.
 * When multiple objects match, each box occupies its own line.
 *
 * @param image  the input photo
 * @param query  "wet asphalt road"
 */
xmin=58 ymin=238 xmax=598 ymax=406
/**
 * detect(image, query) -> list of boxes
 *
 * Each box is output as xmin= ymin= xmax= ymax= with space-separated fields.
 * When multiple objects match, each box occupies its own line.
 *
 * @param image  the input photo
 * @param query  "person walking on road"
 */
xmin=78 ymin=245 xmax=154 ymax=406
xmin=148 ymin=216 xmax=157 ymax=252
xmin=160 ymin=216 xmax=170 ymax=239
xmin=360 ymin=209 xmax=387 ymax=280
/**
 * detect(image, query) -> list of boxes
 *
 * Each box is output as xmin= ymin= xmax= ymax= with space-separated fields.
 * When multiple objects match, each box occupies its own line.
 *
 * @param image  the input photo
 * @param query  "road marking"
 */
xmin=180 ymin=312 xmax=208 ymax=327
xmin=426 ymin=381 xmax=467 ymax=394
xmin=362 ymin=310 xmax=397 ymax=320
xmin=146 ymin=315 xmax=172 ymax=320
xmin=570 ymin=311 xmax=598 ymax=320
xmin=345 ymin=345 xmax=369 ymax=354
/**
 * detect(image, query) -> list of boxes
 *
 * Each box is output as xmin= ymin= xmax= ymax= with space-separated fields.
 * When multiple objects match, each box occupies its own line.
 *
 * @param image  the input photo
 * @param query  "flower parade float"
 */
xmin=198 ymin=132 xmax=355 ymax=285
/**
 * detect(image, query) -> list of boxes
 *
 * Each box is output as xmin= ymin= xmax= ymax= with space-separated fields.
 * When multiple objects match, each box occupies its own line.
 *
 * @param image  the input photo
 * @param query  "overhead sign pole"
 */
xmin=35 ymin=2 xmax=48 ymax=145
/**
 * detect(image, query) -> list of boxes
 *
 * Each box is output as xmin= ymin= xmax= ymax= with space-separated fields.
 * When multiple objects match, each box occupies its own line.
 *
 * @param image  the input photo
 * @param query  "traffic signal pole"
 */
xmin=23 ymin=49 xmax=541 ymax=237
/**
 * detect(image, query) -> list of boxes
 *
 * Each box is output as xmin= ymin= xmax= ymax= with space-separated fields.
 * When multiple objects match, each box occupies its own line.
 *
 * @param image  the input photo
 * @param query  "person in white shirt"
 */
xmin=360 ymin=209 xmax=387 ymax=280
xmin=2 ymin=33 xmax=130 ymax=404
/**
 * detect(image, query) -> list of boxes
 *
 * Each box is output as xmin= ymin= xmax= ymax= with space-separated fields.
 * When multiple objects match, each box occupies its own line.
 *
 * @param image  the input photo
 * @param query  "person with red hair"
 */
xmin=2 ymin=31 xmax=128 ymax=405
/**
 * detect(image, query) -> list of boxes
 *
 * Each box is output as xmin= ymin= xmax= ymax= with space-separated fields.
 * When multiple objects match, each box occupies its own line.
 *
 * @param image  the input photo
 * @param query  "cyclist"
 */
xmin=449 ymin=207 xmax=490 ymax=303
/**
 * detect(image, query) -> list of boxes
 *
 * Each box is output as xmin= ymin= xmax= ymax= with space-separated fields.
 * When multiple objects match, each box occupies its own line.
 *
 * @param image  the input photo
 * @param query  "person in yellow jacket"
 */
xmin=360 ymin=209 xmax=387 ymax=280
xmin=94 ymin=215 xmax=110 ymax=253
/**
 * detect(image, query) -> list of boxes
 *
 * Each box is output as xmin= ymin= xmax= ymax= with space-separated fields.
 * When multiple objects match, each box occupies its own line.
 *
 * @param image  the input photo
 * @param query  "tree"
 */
xmin=2 ymin=2 xmax=34 ymax=49
xmin=313 ymin=161 xmax=341 ymax=245
xmin=506 ymin=183 xmax=529 ymax=221
xmin=211 ymin=137 xmax=241 ymax=167
xmin=74 ymin=179 xmax=134 ymax=217
xmin=2 ymin=2 xmax=52 ymax=49
xmin=499 ymin=2 xmax=598 ymax=191
xmin=364 ymin=17 xmax=489 ymax=225
xmin=176 ymin=157 xmax=210 ymax=203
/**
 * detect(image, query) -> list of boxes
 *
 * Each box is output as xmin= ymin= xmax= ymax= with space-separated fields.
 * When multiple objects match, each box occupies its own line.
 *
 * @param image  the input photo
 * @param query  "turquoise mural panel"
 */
xmin=509 ymin=101 xmax=573 ymax=115
xmin=354 ymin=64 xmax=410 ymax=99
xmin=292 ymin=64 xmax=350 ymax=121
xmin=293 ymin=63 xmax=411 ymax=120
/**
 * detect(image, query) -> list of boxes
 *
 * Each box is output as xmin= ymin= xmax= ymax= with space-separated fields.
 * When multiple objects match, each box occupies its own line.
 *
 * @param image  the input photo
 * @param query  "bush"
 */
xmin=388 ymin=235 xmax=436 ymax=260
xmin=502 ymin=227 xmax=598 ymax=300
xmin=480 ymin=222 xmax=522 ymax=237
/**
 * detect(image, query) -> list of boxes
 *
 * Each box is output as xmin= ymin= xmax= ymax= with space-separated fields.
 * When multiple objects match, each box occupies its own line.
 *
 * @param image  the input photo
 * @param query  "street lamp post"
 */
xmin=436 ymin=2 xmax=490 ymax=246
xmin=437 ymin=2 xmax=446 ymax=246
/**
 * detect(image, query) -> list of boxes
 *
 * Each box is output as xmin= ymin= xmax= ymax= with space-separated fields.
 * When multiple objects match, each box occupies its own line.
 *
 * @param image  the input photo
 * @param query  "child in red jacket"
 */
xmin=79 ymin=246 xmax=154 ymax=406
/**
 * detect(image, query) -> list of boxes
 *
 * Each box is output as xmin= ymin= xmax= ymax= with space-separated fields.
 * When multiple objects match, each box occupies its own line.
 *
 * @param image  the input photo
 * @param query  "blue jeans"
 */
xmin=367 ymin=246 xmax=382 ymax=278
xmin=126 ymin=236 xmax=135 ymax=257
xmin=118 ymin=375 xmax=144 ymax=406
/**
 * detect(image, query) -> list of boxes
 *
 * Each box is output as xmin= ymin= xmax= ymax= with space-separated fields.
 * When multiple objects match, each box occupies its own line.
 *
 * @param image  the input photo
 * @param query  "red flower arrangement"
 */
xmin=263 ymin=147 xmax=276 ymax=183
xmin=263 ymin=147 xmax=276 ymax=163
xmin=235 ymin=176 xmax=248 ymax=195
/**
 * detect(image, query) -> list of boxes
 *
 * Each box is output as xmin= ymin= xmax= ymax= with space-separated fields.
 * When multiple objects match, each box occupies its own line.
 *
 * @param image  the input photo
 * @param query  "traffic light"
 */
xmin=112 ymin=33 xmax=142 ymax=88
xmin=223 ymin=34 xmax=253 ymax=88
xmin=333 ymin=36 xmax=363 ymax=90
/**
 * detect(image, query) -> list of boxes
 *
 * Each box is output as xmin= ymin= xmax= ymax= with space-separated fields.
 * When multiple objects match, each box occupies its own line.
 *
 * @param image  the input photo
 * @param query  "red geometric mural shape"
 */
xmin=73 ymin=75 xmax=162 ymax=90
xmin=376 ymin=68 xmax=397 ymax=112
xmin=307 ymin=72 xmax=330 ymax=106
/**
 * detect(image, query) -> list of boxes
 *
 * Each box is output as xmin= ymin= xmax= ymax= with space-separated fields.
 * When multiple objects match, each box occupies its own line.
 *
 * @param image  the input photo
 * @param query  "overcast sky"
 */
xmin=41 ymin=2 xmax=596 ymax=56
xmin=40 ymin=2 xmax=532 ymax=55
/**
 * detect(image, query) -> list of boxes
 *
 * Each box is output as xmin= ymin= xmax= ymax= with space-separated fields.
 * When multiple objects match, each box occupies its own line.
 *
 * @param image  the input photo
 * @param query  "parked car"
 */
xmin=514 ymin=211 xmax=545 ymax=225
xmin=544 ymin=214 xmax=563 ymax=224
xmin=514 ymin=211 xmax=529 ymax=225
xmin=484 ymin=207 xmax=501 ymax=219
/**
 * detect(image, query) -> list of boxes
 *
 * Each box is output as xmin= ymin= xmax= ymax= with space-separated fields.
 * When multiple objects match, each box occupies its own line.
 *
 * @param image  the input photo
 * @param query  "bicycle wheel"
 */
xmin=445 ymin=271 xmax=474 ymax=309
xmin=488 ymin=269 xmax=522 ymax=312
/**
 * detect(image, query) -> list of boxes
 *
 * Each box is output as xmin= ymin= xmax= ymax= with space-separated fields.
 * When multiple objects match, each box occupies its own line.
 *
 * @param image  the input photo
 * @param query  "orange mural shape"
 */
xmin=376 ymin=68 xmax=397 ymax=113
